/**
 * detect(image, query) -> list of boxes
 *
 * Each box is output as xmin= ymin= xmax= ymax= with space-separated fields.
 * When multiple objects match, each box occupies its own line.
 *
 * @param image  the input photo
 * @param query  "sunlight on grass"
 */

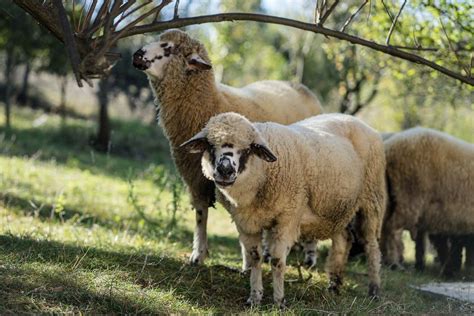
xmin=0 ymin=108 xmax=472 ymax=314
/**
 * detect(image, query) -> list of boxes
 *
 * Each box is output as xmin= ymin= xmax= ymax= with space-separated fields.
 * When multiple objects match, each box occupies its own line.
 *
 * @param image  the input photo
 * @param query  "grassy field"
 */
xmin=0 ymin=107 xmax=473 ymax=314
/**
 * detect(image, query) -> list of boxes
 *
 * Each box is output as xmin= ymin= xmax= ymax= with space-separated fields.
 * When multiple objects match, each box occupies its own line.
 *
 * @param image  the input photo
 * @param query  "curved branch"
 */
xmin=119 ymin=13 xmax=473 ymax=86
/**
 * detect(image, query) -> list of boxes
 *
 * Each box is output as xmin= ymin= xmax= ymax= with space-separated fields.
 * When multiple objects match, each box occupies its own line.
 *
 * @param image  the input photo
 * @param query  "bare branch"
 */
xmin=173 ymin=0 xmax=180 ymax=20
xmin=52 ymin=0 xmax=83 ymax=87
xmin=114 ymin=0 xmax=152 ymax=28
xmin=386 ymin=0 xmax=407 ymax=46
xmin=320 ymin=0 xmax=340 ymax=25
xmin=120 ymin=13 xmax=473 ymax=85
xmin=315 ymin=0 xmax=322 ymax=24
xmin=391 ymin=45 xmax=438 ymax=52
xmin=340 ymin=0 xmax=368 ymax=32
xmin=380 ymin=0 xmax=394 ymax=22
xmin=114 ymin=0 xmax=172 ymax=39
xmin=439 ymin=17 xmax=470 ymax=77
xmin=81 ymin=0 xmax=98 ymax=33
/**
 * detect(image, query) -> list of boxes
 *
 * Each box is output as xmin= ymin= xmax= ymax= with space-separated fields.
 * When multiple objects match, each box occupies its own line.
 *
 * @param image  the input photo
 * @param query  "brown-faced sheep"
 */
xmin=181 ymin=112 xmax=386 ymax=306
xmin=381 ymin=127 xmax=474 ymax=271
xmin=132 ymin=29 xmax=323 ymax=265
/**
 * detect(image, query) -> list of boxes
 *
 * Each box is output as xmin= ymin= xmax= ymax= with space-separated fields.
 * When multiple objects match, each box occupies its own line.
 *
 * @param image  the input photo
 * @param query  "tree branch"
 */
xmin=340 ymin=0 xmax=369 ymax=32
xmin=320 ymin=0 xmax=340 ymax=25
xmin=118 ymin=12 xmax=473 ymax=85
xmin=386 ymin=0 xmax=407 ymax=46
xmin=52 ymin=0 xmax=83 ymax=87
xmin=439 ymin=17 xmax=470 ymax=77
xmin=173 ymin=0 xmax=180 ymax=20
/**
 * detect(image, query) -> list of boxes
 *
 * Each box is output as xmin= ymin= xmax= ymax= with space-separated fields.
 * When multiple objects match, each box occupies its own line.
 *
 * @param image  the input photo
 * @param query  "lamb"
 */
xmin=132 ymin=29 xmax=324 ymax=265
xmin=381 ymin=127 xmax=474 ymax=271
xmin=181 ymin=112 xmax=386 ymax=306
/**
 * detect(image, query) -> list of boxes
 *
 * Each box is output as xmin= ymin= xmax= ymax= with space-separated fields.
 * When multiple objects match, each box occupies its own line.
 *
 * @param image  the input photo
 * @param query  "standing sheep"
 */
xmin=181 ymin=112 xmax=386 ymax=306
xmin=381 ymin=128 xmax=474 ymax=270
xmin=132 ymin=29 xmax=323 ymax=265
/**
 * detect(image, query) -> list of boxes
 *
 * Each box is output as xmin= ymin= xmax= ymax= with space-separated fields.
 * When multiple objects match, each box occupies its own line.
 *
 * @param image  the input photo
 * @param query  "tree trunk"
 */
xmin=17 ymin=62 xmax=31 ymax=106
xmin=3 ymin=48 xmax=15 ymax=129
xmin=95 ymin=78 xmax=111 ymax=152
xmin=59 ymin=76 xmax=67 ymax=122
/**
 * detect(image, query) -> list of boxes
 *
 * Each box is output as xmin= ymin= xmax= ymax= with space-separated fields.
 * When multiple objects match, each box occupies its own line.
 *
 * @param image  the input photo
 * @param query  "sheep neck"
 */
xmin=152 ymin=71 xmax=221 ymax=148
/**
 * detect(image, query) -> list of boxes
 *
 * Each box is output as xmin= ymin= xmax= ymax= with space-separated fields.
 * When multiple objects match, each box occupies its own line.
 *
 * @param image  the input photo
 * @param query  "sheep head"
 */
xmin=132 ymin=29 xmax=212 ymax=80
xmin=181 ymin=112 xmax=277 ymax=187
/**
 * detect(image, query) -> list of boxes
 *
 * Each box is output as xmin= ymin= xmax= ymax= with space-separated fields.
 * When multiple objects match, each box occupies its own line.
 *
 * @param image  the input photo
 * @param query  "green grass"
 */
xmin=0 ymin=107 xmax=473 ymax=314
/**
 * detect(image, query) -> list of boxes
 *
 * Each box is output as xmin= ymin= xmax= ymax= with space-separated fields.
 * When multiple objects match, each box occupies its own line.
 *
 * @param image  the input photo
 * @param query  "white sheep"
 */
xmin=132 ymin=29 xmax=324 ymax=265
xmin=181 ymin=112 xmax=386 ymax=306
xmin=381 ymin=127 xmax=474 ymax=270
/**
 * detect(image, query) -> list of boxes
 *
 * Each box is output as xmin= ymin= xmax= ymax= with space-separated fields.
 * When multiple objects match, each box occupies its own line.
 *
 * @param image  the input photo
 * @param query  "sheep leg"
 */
xmin=326 ymin=230 xmax=351 ymax=295
xmin=356 ymin=206 xmax=382 ymax=297
xmin=382 ymin=221 xmax=404 ymax=269
xmin=262 ymin=229 xmax=272 ymax=264
xmin=240 ymin=233 xmax=263 ymax=306
xmin=443 ymin=236 xmax=463 ymax=278
xmin=414 ymin=230 xmax=426 ymax=272
xmin=465 ymin=235 xmax=474 ymax=268
xmin=430 ymin=234 xmax=449 ymax=267
xmin=364 ymin=237 xmax=382 ymax=298
xmin=303 ymin=239 xmax=318 ymax=269
xmin=189 ymin=205 xmax=209 ymax=265
xmin=268 ymin=238 xmax=292 ymax=308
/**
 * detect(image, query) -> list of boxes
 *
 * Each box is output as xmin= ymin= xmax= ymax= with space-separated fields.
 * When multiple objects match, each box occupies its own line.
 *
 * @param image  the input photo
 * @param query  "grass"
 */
xmin=0 ymin=107 xmax=473 ymax=314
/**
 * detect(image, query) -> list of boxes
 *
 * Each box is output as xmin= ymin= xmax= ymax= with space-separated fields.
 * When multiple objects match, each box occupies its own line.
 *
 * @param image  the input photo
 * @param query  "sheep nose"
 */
xmin=217 ymin=158 xmax=234 ymax=178
xmin=132 ymin=49 xmax=149 ymax=70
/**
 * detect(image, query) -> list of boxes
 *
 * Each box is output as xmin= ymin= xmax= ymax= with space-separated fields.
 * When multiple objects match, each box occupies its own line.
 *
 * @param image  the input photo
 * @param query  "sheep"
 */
xmin=181 ymin=112 xmax=386 ymax=306
xmin=132 ymin=29 xmax=324 ymax=265
xmin=381 ymin=127 xmax=474 ymax=271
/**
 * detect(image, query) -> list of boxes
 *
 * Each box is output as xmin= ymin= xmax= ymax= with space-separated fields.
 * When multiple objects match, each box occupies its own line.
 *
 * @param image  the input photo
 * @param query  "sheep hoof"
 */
xmin=189 ymin=249 xmax=208 ymax=265
xmin=245 ymin=296 xmax=262 ymax=307
xmin=328 ymin=276 xmax=342 ymax=295
xmin=368 ymin=283 xmax=380 ymax=299
xmin=303 ymin=255 xmax=317 ymax=270
xmin=263 ymin=251 xmax=272 ymax=263
xmin=274 ymin=297 xmax=287 ymax=309
xmin=240 ymin=269 xmax=250 ymax=277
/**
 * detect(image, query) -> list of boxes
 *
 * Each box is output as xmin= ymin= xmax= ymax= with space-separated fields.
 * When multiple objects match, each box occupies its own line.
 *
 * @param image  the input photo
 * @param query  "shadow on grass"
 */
xmin=1 ymin=235 xmax=472 ymax=314
xmin=0 ymin=235 xmax=253 ymax=313
xmin=1 ymin=192 xmax=115 ymax=229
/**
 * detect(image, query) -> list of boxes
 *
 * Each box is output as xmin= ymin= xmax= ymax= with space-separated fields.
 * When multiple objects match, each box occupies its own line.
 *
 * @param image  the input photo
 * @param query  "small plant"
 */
xmin=127 ymin=167 xmax=185 ymax=237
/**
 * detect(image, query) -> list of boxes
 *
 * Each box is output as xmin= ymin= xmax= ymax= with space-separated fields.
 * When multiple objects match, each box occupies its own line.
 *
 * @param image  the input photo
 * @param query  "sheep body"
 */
xmin=183 ymin=112 xmax=386 ymax=305
xmin=382 ymin=127 xmax=474 ymax=267
xmin=134 ymin=29 xmax=323 ymax=264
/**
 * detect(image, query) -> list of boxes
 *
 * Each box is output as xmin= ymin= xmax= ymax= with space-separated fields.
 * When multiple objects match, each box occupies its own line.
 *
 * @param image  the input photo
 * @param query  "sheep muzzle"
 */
xmin=132 ymin=49 xmax=150 ymax=70
xmin=215 ymin=157 xmax=236 ymax=186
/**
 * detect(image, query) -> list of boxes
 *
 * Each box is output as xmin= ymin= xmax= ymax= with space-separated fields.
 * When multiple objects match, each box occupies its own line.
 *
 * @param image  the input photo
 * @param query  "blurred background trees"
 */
xmin=0 ymin=0 xmax=472 ymax=153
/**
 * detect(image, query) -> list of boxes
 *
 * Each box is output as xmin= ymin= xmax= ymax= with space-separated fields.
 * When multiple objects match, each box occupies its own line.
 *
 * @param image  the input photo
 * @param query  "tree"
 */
xmin=0 ymin=3 xmax=46 ymax=127
xmin=11 ymin=0 xmax=473 ymax=87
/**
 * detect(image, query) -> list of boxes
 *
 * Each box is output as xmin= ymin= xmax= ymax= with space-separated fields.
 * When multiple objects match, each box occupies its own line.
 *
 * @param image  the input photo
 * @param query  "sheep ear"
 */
xmin=251 ymin=142 xmax=277 ymax=162
xmin=180 ymin=130 xmax=209 ymax=153
xmin=187 ymin=53 xmax=212 ymax=71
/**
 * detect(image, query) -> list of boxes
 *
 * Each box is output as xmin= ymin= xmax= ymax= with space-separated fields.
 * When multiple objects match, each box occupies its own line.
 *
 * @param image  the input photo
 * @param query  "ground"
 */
xmin=0 ymin=108 xmax=473 ymax=314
